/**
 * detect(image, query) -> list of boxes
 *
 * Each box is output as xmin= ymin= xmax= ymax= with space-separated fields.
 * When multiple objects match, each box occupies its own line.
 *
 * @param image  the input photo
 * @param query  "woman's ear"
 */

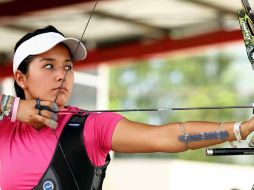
xmin=14 ymin=70 xmax=27 ymax=89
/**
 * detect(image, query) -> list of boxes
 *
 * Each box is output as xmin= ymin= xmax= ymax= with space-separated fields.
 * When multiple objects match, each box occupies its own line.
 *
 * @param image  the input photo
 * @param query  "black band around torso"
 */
xmin=33 ymin=114 xmax=111 ymax=190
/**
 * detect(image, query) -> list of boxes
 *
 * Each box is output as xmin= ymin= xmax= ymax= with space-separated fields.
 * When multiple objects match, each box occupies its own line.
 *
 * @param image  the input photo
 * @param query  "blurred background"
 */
xmin=1 ymin=0 xmax=254 ymax=189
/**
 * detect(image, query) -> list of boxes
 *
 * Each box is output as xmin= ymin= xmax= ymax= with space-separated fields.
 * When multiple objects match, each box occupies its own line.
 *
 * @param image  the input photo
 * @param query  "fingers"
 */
xmin=51 ymin=103 xmax=59 ymax=112
xmin=33 ymin=114 xmax=58 ymax=129
xmin=40 ymin=109 xmax=57 ymax=121
xmin=34 ymin=100 xmax=59 ymax=129
xmin=16 ymin=99 xmax=59 ymax=129
xmin=48 ymin=119 xmax=58 ymax=129
xmin=34 ymin=100 xmax=58 ymax=120
xmin=37 ymin=100 xmax=59 ymax=113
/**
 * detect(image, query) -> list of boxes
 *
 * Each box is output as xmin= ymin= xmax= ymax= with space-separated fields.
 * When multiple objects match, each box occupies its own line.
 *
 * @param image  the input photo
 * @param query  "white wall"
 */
xmin=104 ymin=159 xmax=254 ymax=190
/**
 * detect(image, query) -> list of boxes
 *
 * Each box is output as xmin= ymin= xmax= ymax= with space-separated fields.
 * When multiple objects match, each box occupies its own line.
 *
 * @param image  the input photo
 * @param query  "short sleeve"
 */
xmin=83 ymin=112 xmax=123 ymax=166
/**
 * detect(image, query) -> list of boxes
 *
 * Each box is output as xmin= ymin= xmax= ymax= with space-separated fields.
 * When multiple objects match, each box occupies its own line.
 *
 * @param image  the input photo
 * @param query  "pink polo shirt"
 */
xmin=0 ymin=106 xmax=123 ymax=190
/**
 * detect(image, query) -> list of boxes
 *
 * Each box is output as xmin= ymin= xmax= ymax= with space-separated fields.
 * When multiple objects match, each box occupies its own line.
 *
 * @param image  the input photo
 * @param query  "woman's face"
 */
xmin=22 ymin=43 xmax=74 ymax=108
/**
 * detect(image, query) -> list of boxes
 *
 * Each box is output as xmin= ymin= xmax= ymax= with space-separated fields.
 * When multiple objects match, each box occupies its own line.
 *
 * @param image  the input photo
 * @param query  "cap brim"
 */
xmin=61 ymin=38 xmax=87 ymax=61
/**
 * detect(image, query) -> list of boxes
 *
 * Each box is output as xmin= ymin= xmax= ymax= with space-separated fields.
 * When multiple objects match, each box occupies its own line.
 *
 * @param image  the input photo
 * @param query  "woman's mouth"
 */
xmin=53 ymin=87 xmax=68 ymax=93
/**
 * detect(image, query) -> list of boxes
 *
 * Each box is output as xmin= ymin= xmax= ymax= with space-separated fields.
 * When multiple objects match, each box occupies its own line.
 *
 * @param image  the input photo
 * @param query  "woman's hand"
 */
xmin=16 ymin=99 xmax=58 ymax=129
xmin=237 ymin=117 xmax=254 ymax=141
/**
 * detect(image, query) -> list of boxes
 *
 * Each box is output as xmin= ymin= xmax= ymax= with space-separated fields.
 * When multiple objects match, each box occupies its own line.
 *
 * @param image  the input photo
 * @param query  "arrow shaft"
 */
xmin=56 ymin=105 xmax=254 ymax=114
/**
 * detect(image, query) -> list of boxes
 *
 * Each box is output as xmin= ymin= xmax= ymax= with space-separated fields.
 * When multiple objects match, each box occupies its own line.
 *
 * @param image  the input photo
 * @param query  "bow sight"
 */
xmin=238 ymin=0 xmax=254 ymax=69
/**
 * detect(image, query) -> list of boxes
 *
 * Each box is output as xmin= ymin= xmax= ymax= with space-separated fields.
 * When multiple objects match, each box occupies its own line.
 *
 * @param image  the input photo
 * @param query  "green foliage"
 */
xmin=108 ymin=52 xmax=254 ymax=165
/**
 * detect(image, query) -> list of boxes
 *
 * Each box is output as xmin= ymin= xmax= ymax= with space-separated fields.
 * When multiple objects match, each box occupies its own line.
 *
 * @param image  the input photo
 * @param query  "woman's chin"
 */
xmin=54 ymin=98 xmax=68 ymax=108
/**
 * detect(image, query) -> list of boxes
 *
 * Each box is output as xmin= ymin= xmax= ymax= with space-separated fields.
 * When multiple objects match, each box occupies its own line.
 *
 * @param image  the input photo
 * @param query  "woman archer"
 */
xmin=1 ymin=25 xmax=254 ymax=190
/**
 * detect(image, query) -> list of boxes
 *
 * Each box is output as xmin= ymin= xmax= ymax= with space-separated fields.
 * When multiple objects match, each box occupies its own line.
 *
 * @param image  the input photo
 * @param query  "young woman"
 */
xmin=1 ymin=25 xmax=254 ymax=190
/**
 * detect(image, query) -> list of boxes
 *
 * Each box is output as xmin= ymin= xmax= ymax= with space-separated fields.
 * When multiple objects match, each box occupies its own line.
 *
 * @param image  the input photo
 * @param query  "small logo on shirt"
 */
xmin=68 ymin=123 xmax=80 ymax=127
xmin=43 ymin=180 xmax=55 ymax=190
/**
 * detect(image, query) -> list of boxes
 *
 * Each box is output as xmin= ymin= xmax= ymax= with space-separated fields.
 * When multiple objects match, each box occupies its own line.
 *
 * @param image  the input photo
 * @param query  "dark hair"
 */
xmin=14 ymin=25 xmax=64 ymax=99
xmin=14 ymin=56 xmax=34 ymax=99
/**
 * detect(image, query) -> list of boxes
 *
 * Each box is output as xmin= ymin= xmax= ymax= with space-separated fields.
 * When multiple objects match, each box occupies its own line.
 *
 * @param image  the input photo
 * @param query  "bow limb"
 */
xmin=237 ymin=0 xmax=254 ymax=70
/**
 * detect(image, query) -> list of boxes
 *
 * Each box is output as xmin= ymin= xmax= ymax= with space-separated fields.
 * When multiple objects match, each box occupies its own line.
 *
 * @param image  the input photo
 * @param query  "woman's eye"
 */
xmin=44 ymin=64 xmax=53 ymax=69
xmin=65 ymin=65 xmax=73 ymax=71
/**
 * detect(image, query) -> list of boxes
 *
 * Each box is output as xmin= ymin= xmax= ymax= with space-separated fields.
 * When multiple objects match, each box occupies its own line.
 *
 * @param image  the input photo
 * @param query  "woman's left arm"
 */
xmin=112 ymin=118 xmax=254 ymax=153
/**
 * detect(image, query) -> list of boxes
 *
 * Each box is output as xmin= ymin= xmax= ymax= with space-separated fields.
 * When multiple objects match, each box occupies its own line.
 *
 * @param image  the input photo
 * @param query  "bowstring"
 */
xmin=54 ymin=0 xmax=99 ymax=103
xmin=52 ymin=1 xmax=99 ymax=189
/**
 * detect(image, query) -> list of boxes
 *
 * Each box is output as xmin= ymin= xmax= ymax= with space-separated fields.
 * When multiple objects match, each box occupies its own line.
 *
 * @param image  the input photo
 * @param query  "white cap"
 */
xmin=13 ymin=32 xmax=87 ymax=73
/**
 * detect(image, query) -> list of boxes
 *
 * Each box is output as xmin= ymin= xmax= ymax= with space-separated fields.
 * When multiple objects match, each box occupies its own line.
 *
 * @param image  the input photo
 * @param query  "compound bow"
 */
xmin=46 ymin=3 xmax=254 ymax=181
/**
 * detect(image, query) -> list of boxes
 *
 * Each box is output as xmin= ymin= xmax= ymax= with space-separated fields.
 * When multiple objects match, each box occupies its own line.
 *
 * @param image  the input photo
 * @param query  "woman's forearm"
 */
xmin=112 ymin=117 xmax=254 ymax=153
xmin=173 ymin=121 xmax=248 ymax=151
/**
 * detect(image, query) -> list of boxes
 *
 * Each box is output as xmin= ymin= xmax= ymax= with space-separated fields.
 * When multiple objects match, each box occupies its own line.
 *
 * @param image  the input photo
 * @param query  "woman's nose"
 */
xmin=56 ymin=68 xmax=67 ymax=82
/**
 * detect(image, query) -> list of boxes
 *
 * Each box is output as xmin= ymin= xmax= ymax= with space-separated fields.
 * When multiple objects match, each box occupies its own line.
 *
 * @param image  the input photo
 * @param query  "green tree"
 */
xmin=109 ymin=52 xmax=254 ymax=165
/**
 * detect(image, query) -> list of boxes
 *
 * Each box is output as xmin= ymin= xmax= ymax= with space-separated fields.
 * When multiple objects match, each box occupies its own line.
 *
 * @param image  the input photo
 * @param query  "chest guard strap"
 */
xmin=33 ymin=114 xmax=111 ymax=190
